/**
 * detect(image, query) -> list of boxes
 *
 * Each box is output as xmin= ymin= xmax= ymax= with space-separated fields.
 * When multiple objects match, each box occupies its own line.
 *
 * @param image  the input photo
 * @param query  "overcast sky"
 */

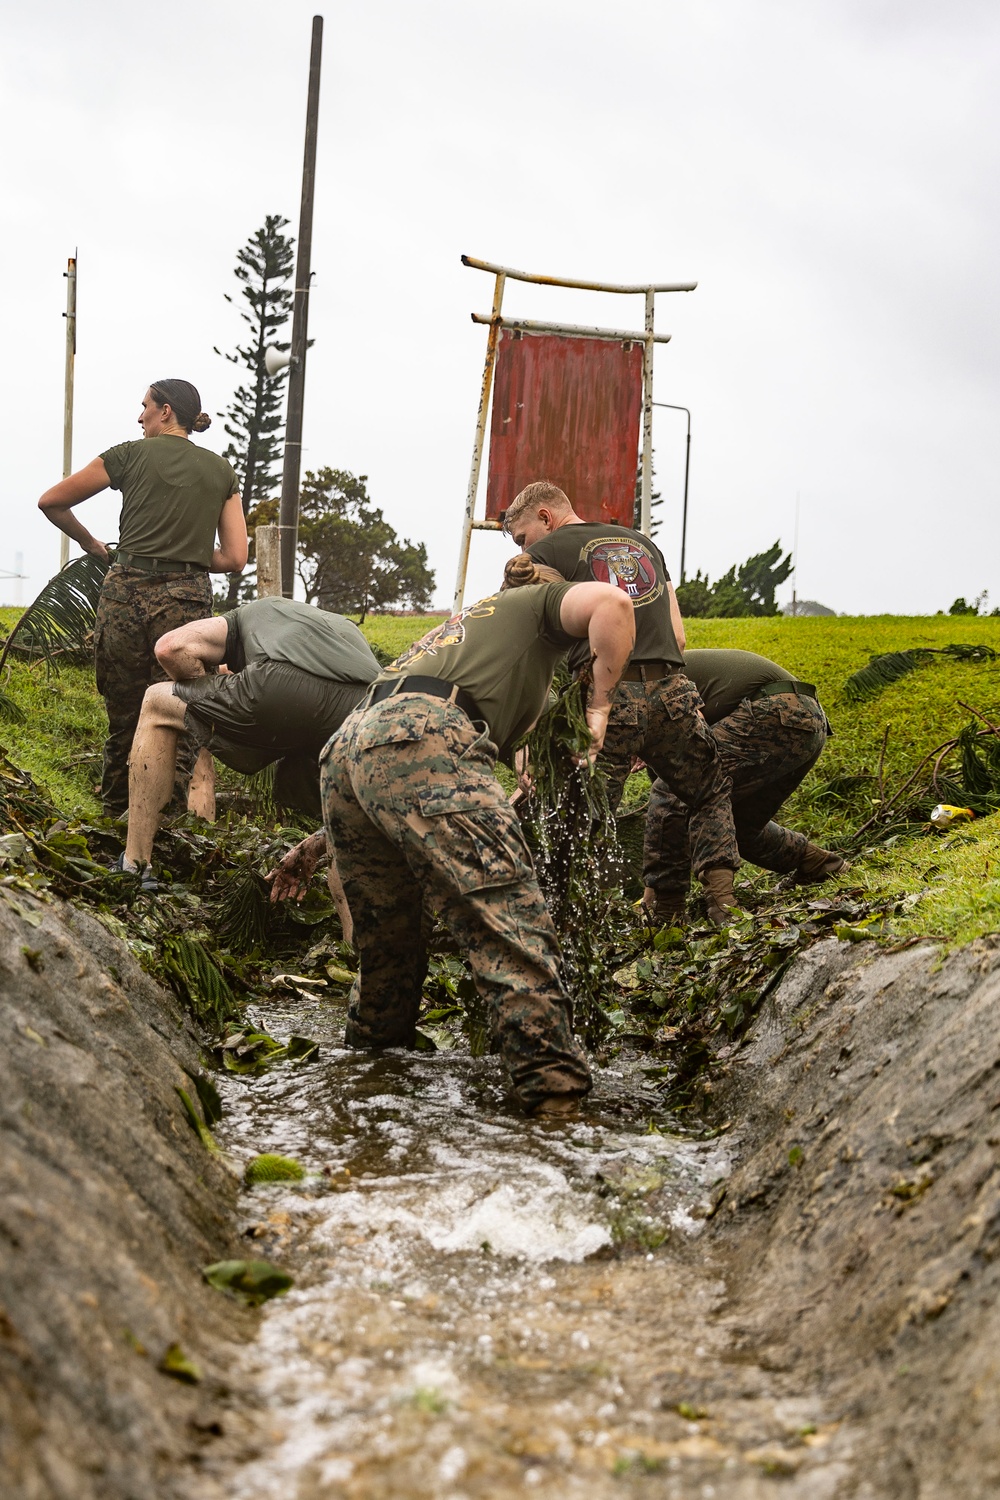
xmin=3 ymin=0 xmax=998 ymax=614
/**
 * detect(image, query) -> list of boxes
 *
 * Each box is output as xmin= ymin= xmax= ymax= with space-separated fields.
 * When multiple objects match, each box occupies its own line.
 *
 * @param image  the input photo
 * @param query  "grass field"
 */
xmin=3 ymin=606 xmax=1000 ymax=947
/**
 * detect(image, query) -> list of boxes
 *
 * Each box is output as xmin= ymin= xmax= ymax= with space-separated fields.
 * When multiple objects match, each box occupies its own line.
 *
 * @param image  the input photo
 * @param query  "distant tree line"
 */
xmin=946 ymin=591 xmax=1000 ymax=617
xmin=675 ymin=541 xmax=792 ymax=618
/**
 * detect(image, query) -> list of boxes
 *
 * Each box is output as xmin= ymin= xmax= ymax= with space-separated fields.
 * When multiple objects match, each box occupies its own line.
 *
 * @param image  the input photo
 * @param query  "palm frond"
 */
xmin=0 ymin=687 xmax=25 ymax=723
xmin=0 ymin=554 xmax=109 ymax=676
xmin=843 ymin=643 xmax=997 ymax=702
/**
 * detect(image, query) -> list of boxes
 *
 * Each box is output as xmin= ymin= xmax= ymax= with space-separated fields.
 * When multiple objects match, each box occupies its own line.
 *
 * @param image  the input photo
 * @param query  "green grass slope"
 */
xmin=3 ymin=607 xmax=1000 ymax=947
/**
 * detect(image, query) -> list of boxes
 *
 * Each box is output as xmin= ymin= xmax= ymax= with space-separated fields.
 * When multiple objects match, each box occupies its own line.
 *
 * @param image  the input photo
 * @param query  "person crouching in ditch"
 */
xmin=317 ymin=554 xmax=635 ymax=1119
xmin=642 ymin=648 xmax=846 ymax=925
xmin=504 ymin=480 xmax=740 ymax=926
xmin=117 ymin=596 xmax=381 ymax=934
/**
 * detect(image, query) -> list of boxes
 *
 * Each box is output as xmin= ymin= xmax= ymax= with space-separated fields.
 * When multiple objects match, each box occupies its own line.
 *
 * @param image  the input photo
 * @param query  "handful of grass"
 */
xmin=521 ymin=671 xmax=622 ymax=1046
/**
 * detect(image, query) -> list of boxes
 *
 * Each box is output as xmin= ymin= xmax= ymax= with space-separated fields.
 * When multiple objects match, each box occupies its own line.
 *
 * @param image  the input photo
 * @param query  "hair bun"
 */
xmin=191 ymin=412 xmax=212 ymax=433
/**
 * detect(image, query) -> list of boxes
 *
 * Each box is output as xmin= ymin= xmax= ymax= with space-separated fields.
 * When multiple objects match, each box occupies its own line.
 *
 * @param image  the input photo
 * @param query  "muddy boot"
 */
xmin=640 ymin=886 xmax=687 ymax=926
xmin=530 ymin=1095 xmax=582 ymax=1121
xmin=795 ymin=842 xmax=847 ymax=883
xmin=702 ymin=866 xmax=738 ymax=927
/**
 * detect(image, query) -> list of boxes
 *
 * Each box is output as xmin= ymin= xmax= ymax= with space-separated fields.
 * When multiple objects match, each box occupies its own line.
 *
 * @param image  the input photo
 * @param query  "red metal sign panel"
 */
xmin=485 ymin=330 xmax=643 ymax=524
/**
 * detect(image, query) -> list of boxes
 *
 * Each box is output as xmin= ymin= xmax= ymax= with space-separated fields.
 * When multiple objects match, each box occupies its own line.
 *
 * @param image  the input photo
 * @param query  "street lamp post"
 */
xmin=652 ymin=402 xmax=691 ymax=583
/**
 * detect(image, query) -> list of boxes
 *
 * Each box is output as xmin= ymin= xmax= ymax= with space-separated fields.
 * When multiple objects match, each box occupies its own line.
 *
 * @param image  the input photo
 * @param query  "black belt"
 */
xmin=114 ymin=550 xmax=208 ymax=574
xmin=369 ymin=675 xmax=482 ymax=722
xmin=752 ymin=679 xmax=818 ymax=701
xmin=621 ymin=660 xmax=681 ymax=683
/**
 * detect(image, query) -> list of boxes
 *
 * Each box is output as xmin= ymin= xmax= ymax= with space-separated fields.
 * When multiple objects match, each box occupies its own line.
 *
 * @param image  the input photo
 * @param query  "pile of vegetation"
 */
xmin=3 ymin=607 xmax=1000 ymax=1122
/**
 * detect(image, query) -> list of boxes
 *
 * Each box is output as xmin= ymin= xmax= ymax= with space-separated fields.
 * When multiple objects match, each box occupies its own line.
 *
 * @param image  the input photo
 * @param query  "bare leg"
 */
xmin=326 ymin=850 xmax=354 ymax=945
xmin=124 ymin=684 xmax=189 ymax=867
xmin=187 ymin=748 xmax=217 ymax=821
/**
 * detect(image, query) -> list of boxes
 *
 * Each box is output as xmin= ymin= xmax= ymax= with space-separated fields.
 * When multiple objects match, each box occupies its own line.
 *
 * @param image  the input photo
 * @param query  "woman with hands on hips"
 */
xmin=38 ymin=378 xmax=248 ymax=816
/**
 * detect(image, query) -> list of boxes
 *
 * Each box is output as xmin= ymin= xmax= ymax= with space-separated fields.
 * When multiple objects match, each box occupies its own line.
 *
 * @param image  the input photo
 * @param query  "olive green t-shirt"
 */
xmin=376 ymin=581 xmax=576 ymax=755
xmin=223 ymin=598 xmax=381 ymax=684
xmin=527 ymin=522 xmax=682 ymax=671
xmin=683 ymin=649 xmax=793 ymax=725
xmin=101 ymin=436 xmax=238 ymax=567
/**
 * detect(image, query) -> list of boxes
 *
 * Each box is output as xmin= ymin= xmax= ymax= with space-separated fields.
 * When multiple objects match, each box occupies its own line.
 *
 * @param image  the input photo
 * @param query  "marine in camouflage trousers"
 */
xmin=643 ymin=690 xmax=828 ymax=893
xmin=319 ymin=693 xmax=592 ymax=1112
xmin=94 ymin=565 xmax=213 ymax=814
xmin=599 ymin=671 xmax=738 ymax=877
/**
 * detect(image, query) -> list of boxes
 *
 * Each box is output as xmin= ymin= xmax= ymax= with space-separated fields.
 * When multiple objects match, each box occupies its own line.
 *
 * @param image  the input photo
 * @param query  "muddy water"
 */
xmin=197 ymin=995 xmax=852 ymax=1499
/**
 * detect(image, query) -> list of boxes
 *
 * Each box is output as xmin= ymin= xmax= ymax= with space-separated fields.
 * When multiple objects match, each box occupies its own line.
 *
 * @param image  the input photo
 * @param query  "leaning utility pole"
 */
xmin=60 ymin=254 xmax=77 ymax=570
xmin=278 ymin=15 xmax=323 ymax=597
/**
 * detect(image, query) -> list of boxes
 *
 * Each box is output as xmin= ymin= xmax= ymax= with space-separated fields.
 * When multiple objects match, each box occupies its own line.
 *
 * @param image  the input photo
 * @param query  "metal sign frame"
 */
xmin=453 ymin=254 xmax=697 ymax=610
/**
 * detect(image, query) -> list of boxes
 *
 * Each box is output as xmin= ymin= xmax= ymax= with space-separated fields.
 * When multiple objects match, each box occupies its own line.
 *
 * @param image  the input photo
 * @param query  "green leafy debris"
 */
xmin=175 ymin=1087 xmax=220 ymax=1154
xmin=162 ymin=934 xmax=241 ymax=1030
xmin=203 ymin=1259 xmax=294 ymax=1305
xmin=217 ymin=1028 xmax=319 ymax=1074
xmin=0 ymin=553 xmax=110 ymax=675
xmin=521 ymin=671 xmax=622 ymax=1047
xmin=842 ymin=643 xmax=997 ymax=702
xmin=244 ymin=1153 xmax=306 ymax=1185
xmin=157 ymin=1341 xmax=202 ymax=1383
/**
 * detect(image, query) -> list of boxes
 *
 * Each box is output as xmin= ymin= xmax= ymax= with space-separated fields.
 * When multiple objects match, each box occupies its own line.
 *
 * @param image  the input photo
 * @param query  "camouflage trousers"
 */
xmin=600 ymin=672 xmax=738 ymax=877
xmin=643 ymin=692 xmax=828 ymax=892
xmin=93 ymin=565 xmax=213 ymax=814
xmin=319 ymin=693 xmax=592 ymax=1111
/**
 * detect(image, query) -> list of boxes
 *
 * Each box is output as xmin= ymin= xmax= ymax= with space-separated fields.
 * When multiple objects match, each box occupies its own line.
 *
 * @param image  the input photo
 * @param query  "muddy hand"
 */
xmin=265 ymin=833 xmax=323 ymax=904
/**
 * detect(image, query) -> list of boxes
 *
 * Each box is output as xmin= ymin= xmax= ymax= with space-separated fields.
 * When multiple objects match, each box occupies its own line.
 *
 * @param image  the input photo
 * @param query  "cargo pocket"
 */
xmin=356 ymin=700 xmax=431 ymax=750
xmin=416 ymin=790 xmax=533 ymax=892
xmin=775 ymin=699 xmax=824 ymax=733
xmin=658 ymin=678 xmax=704 ymax=721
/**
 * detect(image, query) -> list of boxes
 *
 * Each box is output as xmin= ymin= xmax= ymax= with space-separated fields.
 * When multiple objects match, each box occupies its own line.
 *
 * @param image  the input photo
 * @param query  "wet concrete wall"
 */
xmin=0 ymin=893 xmax=249 ymax=1500
xmin=717 ymin=935 xmax=1000 ymax=1497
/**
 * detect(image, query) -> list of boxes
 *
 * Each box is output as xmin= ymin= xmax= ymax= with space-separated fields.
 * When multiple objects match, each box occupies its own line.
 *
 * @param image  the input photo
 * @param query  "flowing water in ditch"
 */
xmin=193 ymin=992 xmax=852 ymax=1500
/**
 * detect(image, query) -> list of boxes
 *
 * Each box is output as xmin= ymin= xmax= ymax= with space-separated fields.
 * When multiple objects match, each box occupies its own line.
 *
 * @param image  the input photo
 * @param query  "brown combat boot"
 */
xmin=640 ymin=886 xmax=688 ymax=926
xmin=702 ymin=866 xmax=738 ymax=927
xmin=530 ymin=1095 xmax=583 ymax=1121
xmin=795 ymin=842 xmax=847 ymax=883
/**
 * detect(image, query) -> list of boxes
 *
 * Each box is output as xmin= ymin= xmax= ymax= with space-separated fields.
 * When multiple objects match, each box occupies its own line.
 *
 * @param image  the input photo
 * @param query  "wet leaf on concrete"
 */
xmin=175 ymin=1087 xmax=220 ymax=1154
xmin=182 ymin=1067 xmax=223 ymax=1126
xmin=203 ymin=1259 xmax=294 ymax=1305
xmin=158 ymin=1341 xmax=202 ymax=1383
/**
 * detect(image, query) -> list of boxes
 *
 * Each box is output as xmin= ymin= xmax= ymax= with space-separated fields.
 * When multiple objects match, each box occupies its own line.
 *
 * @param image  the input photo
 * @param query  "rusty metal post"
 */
xmin=60 ymin=254 xmax=77 ymax=570
xmin=639 ymin=289 xmax=655 ymax=536
xmin=453 ymin=270 xmax=506 ymax=611
xmin=278 ymin=15 xmax=323 ymax=597
xmin=255 ymin=525 xmax=282 ymax=596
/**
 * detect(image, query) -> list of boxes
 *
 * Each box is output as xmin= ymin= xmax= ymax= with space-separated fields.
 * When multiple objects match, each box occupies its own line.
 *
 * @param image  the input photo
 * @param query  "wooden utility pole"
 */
xmin=60 ymin=254 xmax=77 ymax=570
xmin=255 ymin=525 xmax=282 ymax=596
xmin=278 ymin=15 xmax=324 ymax=597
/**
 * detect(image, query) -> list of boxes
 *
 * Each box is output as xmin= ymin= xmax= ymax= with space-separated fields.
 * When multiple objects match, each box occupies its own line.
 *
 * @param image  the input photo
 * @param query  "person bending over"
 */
xmin=38 ymin=379 xmax=248 ymax=815
xmin=319 ymin=554 xmax=635 ymax=1118
xmin=505 ymin=480 xmax=739 ymax=925
xmin=642 ymin=648 xmax=846 ymax=924
xmin=120 ymin=597 xmax=380 ymax=929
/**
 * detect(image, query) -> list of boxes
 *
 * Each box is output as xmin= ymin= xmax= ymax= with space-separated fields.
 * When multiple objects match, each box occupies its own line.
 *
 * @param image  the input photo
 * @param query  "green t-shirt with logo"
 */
xmin=527 ymin=522 xmax=682 ymax=670
xmin=101 ymin=436 xmax=238 ymax=567
xmin=223 ymin=598 xmax=381 ymax=684
xmin=683 ymin=649 xmax=793 ymax=724
xmin=375 ymin=581 xmax=576 ymax=755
